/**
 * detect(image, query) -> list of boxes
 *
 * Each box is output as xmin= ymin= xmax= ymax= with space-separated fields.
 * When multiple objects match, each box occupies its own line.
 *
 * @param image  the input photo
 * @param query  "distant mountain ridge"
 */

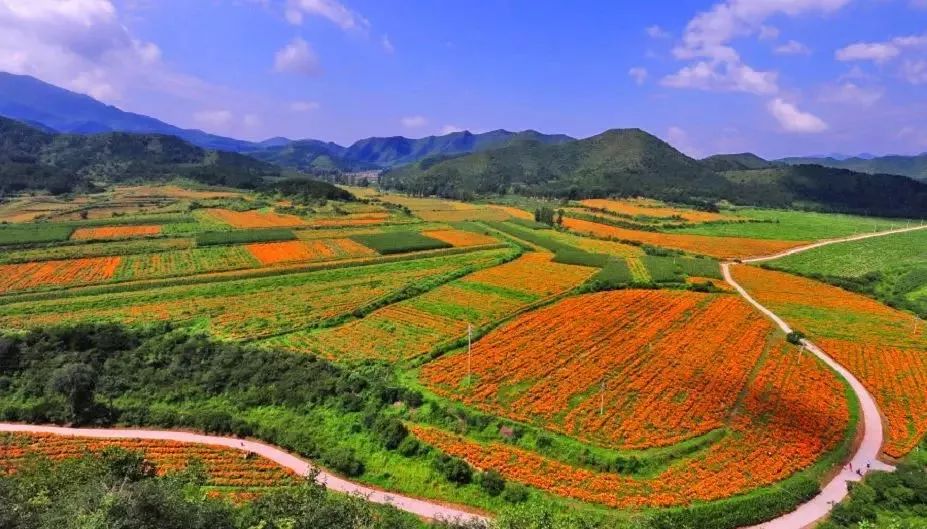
xmin=701 ymin=153 xmax=775 ymax=172
xmin=778 ymin=154 xmax=927 ymax=182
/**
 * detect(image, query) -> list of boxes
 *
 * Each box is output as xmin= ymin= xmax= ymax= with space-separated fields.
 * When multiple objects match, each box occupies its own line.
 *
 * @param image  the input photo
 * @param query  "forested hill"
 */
xmin=778 ymin=153 xmax=927 ymax=182
xmin=0 ymin=117 xmax=280 ymax=194
xmin=381 ymin=129 xmax=927 ymax=218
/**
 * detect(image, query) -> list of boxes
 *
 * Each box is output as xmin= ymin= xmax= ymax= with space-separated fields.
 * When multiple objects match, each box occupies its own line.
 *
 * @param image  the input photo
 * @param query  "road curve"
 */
xmin=0 ymin=423 xmax=488 ymax=525
xmin=721 ymin=224 xmax=926 ymax=528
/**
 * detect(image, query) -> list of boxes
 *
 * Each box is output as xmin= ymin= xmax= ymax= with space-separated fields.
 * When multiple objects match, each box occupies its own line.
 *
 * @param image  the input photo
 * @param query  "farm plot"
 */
xmin=0 ymin=432 xmax=295 ymax=493
xmin=580 ymin=198 xmax=735 ymax=224
xmin=0 ymin=224 xmax=74 ymax=245
xmin=0 ymin=257 xmax=122 ymax=294
xmin=70 ymin=225 xmax=162 ymax=241
xmin=350 ymin=231 xmax=452 ymax=254
xmin=205 ymin=208 xmax=307 ymax=228
xmin=421 ymin=229 xmax=498 ymax=247
xmin=562 ymin=217 xmax=806 ymax=259
xmin=412 ymin=339 xmax=849 ymax=508
xmin=247 ymin=239 xmax=376 ymax=265
xmin=0 ymin=249 xmax=508 ymax=341
xmin=113 ymin=246 xmax=261 ymax=281
xmin=732 ymin=265 xmax=927 ymax=457
xmin=269 ymin=252 xmax=595 ymax=361
xmin=305 ymin=212 xmax=393 ymax=228
xmin=422 ymin=290 xmax=773 ymax=449
xmin=0 ymin=238 xmax=194 ymax=264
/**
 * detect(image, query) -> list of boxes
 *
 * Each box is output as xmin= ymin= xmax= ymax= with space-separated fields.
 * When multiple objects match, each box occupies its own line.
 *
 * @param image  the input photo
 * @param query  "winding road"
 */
xmin=1 ymin=224 xmax=924 ymax=528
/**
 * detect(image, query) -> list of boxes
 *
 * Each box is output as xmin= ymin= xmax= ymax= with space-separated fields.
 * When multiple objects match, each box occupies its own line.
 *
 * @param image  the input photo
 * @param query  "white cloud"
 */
xmin=243 ymin=113 xmax=261 ymax=128
xmin=662 ymin=60 xmax=777 ymax=94
xmin=284 ymin=0 xmax=369 ymax=32
xmin=290 ymin=100 xmax=320 ymax=112
xmin=646 ymin=25 xmax=670 ymax=39
xmin=767 ymin=98 xmax=828 ymax=133
xmin=194 ymin=109 xmax=234 ymax=129
xmin=381 ymin=34 xmax=394 ymax=54
xmin=439 ymin=124 xmax=464 ymax=135
xmin=819 ymin=82 xmax=883 ymax=106
xmin=628 ymin=67 xmax=648 ymax=85
xmin=836 ymin=42 xmax=900 ymax=63
xmin=401 ymin=115 xmax=427 ymax=128
xmin=758 ymin=25 xmax=779 ymax=40
xmin=775 ymin=40 xmax=811 ymax=55
xmin=0 ymin=0 xmax=163 ymax=102
xmin=664 ymin=0 xmax=850 ymax=96
xmin=901 ymin=60 xmax=927 ymax=84
xmin=273 ymin=37 xmax=321 ymax=76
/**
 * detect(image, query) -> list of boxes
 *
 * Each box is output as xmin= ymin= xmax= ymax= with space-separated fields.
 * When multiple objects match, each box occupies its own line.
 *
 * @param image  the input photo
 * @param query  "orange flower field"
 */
xmin=412 ymin=339 xmax=849 ymax=508
xmin=268 ymin=252 xmax=594 ymax=361
xmin=463 ymin=252 xmax=595 ymax=297
xmin=562 ymin=217 xmax=806 ymax=259
xmin=247 ymin=239 xmax=376 ymax=265
xmin=70 ymin=225 xmax=163 ymax=240
xmin=580 ymin=198 xmax=734 ymax=223
xmin=732 ymin=265 xmax=927 ymax=457
xmin=0 ymin=433 xmax=295 ymax=490
xmin=206 ymin=208 xmax=307 ymax=228
xmin=305 ymin=213 xmax=392 ymax=228
xmin=0 ymin=256 xmax=121 ymax=294
xmin=422 ymin=229 xmax=498 ymax=247
xmin=422 ymin=290 xmax=773 ymax=449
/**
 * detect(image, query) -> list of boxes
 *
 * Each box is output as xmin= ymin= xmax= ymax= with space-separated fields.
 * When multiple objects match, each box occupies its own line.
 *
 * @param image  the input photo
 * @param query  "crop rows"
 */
xmin=70 ymin=225 xmax=162 ymax=241
xmin=580 ymin=198 xmax=734 ymax=223
xmin=266 ymin=252 xmax=594 ymax=361
xmin=733 ymin=265 xmax=927 ymax=457
xmin=421 ymin=229 xmax=498 ymax=247
xmin=562 ymin=217 xmax=805 ymax=259
xmin=0 ymin=433 xmax=295 ymax=489
xmin=412 ymin=339 xmax=848 ymax=508
xmin=0 ymin=257 xmax=122 ymax=294
xmin=247 ymin=239 xmax=376 ymax=265
xmin=422 ymin=290 xmax=772 ymax=449
xmin=206 ymin=208 xmax=307 ymax=228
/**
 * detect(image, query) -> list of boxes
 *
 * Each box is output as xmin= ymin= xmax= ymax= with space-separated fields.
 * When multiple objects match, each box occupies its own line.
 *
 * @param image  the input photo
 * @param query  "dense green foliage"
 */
xmin=0 ymin=448 xmax=437 ymax=529
xmin=350 ymin=232 xmax=452 ymax=254
xmin=780 ymin=153 xmax=927 ymax=182
xmin=0 ymin=117 xmax=279 ymax=194
xmin=0 ymin=223 xmax=74 ymax=245
xmin=701 ymin=153 xmax=775 ymax=172
xmin=262 ymin=177 xmax=357 ymax=201
xmin=767 ymin=228 xmax=927 ymax=317
xmin=195 ymin=228 xmax=296 ymax=246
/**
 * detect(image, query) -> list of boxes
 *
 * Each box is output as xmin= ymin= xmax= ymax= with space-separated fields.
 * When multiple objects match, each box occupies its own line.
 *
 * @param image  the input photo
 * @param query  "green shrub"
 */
xmin=374 ymin=416 xmax=409 ymax=450
xmin=351 ymin=232 xmax=452 ymax=254
xmin=195 ymin=228 xmax=295 ymax=246
xmin=434 ymin=454 xmax=472 ymax=485
xmin=501 ymin=483 xmax=530 ymax=504
xmin=478 ymin=470 xmax=506 ymax=497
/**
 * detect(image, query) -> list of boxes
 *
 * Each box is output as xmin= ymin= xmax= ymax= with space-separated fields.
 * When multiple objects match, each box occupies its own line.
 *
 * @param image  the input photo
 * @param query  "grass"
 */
xmin=767 ymin=228 xmax=927 ymax=317
xmin=678 ymin=256 xmax=723 ymax=279
xmin=642 ymin=255 xmax=684 ymax=283
xmin=672 ymin=208 xmax=913 ymax=241
xmin=350 ymin=231 xmax=452 ymax=254
xmin=0 ymin=224 xmax=74 ymax=245
xmin=484 ymin=221 xmax=609 ymax=267
xmin=195 ymin=228 xmax=296 ymax=246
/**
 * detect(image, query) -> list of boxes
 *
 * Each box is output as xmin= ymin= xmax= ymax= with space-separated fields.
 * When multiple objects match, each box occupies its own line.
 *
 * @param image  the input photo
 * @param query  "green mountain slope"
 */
xmin=702 ymin=153 xmax=775 ymax=171
xmin=0 ymin=117 xmax=280 ymax=193
xmin=779 ymin=154 xmax=927 ymax=182
xmin=382 ymin=128 xmax=927 ymax=217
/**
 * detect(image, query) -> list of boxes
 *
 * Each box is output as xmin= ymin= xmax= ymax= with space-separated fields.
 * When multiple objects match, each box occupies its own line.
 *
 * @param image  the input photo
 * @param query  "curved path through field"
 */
xmin=1 ymin=225 xmax=923 ymax=528
xmin=723 ymin=224 xmax=927 ymax=528
xmin=0 ymin=423 xmax=488 ymax=525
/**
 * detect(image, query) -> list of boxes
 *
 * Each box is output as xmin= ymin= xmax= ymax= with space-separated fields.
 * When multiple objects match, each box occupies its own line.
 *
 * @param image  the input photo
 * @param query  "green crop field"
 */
xmin=351 ymin=231 xmax=452 ymax=254
xmin=195 ymin=228 xmax=296 ymax=246
xmin=672 ymin=208 xmax=914 ymax=241
xmin=768 ymin=228 xmax=927 ymax=316
xmin=0 ymin=223 xmax=74 ymax=245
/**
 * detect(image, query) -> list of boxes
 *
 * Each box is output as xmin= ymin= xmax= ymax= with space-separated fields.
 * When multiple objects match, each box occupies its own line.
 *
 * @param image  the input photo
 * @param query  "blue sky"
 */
xmin=0 ymin=0 xmax=925 ymax=158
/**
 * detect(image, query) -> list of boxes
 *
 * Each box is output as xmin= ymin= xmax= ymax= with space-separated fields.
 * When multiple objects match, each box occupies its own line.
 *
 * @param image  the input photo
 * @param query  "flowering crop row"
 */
xmin=732 ymin=265 xmax=926 ymax=457
xmin=421 ymin=229 xmax=498 ymax=247
xmin=0 ymin=256 xmax=121 ymax=294
xmin=274 ymin=253 xmax=593 ymax=362
xmin=422 ymin=290 xmax=772 ymax=449
xmin=206 ymin=208 xmax=307 ymax=228
xmin=562 ymin=217 xmax=806 ymax=259
xmin=0 ymin=433 xmax=295 ymax=490
xmin=70 ymin=225 xmax=163 ymax=241
xmin=411 ymin=339 xmax=848 ymax=508
xmin=246 ymin=239 xmax=376 ymax=265
xmin=580 ymin=199 xmax=734 ymax=224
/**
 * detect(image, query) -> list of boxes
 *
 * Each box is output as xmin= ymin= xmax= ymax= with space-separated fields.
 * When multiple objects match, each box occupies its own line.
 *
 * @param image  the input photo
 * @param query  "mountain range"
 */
xmin=778 ymin=154 xmax=927 ymax=182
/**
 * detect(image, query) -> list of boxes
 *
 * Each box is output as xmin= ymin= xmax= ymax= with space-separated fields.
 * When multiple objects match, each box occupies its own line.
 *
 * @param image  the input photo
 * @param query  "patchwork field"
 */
xmin=422 ymin=290 xmax=773 ymax=449
xmin=412 ymin=337 xmax=849 ymax=508
xmin=732 ymin=265 xmax=927 ymax=457
xmin=0 ymin=249 xmax=509 ymax=341
xmin=0 ymin=432 xmax=295 ymax=497
xmin=267 ymin=252 xmax=595 ymax=361
xmin=580 ymin=198 xmax=735 ymax=224
xmin=206 ymin=208 xmax=308 ymax=228
xmin=768 ymin=228 xmax=927 ymax=317
xmin=562 ymin=217 xmax=806 ymax=259
xmin=70 ymin=225 xmax=163 ymax=241
xmin=247 ymin=238 xmax=377 ymax=265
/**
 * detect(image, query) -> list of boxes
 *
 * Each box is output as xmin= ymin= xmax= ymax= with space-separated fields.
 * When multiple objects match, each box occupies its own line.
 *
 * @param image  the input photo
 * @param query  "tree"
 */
xmin=48 ymin=362 xmax=97 ymax=423
xmin=555 ymin=209 xmax=564 ymax=226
